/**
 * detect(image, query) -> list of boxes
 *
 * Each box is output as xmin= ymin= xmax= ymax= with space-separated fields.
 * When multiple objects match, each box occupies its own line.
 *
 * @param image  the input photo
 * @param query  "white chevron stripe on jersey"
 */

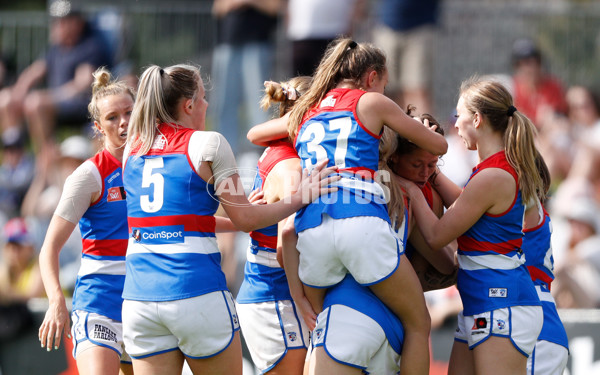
xmin=457 ymin=252 xmax=525 ymax=271
xmin=78 ymin=257 xmax=126 ymax=276
xmin=126 ymin=236 xmax=219 ymax=255
xmin=246 ymin=247 xmax=281 ymax=268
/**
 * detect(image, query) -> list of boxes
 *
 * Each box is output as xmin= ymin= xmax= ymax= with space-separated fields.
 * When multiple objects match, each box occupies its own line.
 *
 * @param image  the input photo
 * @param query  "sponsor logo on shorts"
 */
xmin=131 ymin=225 xmax=185 ymax=244
xmin=497 ymin=319 xmax=506 ymax=331
xmin=471 ymin=317 xmax=487 ymax=336
xmin=314 ymin=328 xmax=323 ymax=340
xmin=489 ymin=288 xmax=507 ymax=298
xmin=232 ymin=314 xmax=238 ymax=326
xmin=93 ymin=324 xmax=118 ymax=343
xmin=473 ymin=317 xmax=487 ymax=329
xmin=287 ymin=331 xmax=297 ymax=342
xmin=107 ymin=186 xmax=126 ymax=202
xmin=74 ymin=322 xmax=84 ymax=338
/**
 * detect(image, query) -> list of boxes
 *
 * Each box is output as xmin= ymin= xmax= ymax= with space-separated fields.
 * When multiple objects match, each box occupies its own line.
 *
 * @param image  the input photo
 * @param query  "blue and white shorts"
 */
xmin=454 ymin=306 xmax=543 ymax=357
xmin=122 ymin=291 xmax=239 ymax=359
xmin=313 ymin=304 xmax=401 ymax=374
xmin=71 ymin=310 xmax=131 ymax=363
xmin=527 ymin=339 xmax=569 ymax=375
xmin=236 ymin=300 xmax=309 ymax=373
xmin=297 ymin=215 xmax=401 ymax=288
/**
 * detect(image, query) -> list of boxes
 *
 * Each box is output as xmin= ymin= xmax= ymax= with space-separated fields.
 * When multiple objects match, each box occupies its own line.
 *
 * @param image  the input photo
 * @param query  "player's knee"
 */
xmin=23 ymin=93 xmax=42 ymax=116
xmin=23 ymin=91 xmax=52 ymax=116
xmin=0 ymin=89 xmax=14 ymax=110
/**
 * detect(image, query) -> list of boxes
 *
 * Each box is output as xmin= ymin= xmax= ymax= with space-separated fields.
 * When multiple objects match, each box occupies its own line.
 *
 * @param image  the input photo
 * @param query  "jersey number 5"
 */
xmin=141 ymin=157 xmax=164 ymax=213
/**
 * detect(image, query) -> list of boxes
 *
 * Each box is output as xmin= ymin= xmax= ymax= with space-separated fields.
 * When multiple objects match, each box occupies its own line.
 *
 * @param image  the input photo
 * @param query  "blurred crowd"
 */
xmin=0 ymin=0 xmax=598 ymax=343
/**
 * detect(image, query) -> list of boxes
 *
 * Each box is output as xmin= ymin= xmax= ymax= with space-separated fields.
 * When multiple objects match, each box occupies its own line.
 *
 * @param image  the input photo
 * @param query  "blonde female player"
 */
xmin=120 ymin=64 xmax=337 ymax=375
xmin=268 ymin=125 xmax=456 ymax=375
xmin=399 ymin=77 xmax=544 ymax=375
xmin=236 ymin=77 xmax=312 ymax=375
xmin=38 ymin=67 xmax=134 ymax=375
xmin=249 ymin=37 xmax=448 ymax=375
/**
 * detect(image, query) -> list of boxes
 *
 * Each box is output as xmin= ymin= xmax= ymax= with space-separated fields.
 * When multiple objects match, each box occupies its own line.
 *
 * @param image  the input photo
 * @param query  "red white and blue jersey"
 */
xmin=294 ymin=88 xmax=389 ymax=232
xmin=456 ymin=151 xmax=540 ymax=316
xmin=523 ymin=202 xmax=555 ymax=290
xmin=237 ymin=141 xmax=299 ymax=304
xmin=522 ymin=201 xmax=569 ymax=349
xmin=74 ymin=149 xmax=128 ymax=322
xmin=122 ymin=124 xmax=224 ymax=301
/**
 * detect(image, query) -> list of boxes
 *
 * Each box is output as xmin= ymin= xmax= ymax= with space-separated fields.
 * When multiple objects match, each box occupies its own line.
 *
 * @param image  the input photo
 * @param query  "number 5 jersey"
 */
xmin=122 ymin=124 xmax=237 ymax=301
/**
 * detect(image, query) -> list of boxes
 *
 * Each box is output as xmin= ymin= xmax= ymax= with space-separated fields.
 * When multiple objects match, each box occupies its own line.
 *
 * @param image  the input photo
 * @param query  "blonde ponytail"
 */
xmin=261 ymin=76 xmax=311 ymax=117
xmin=504 ymin=111 xmax=543 ymax=203
xmin=287 ymin=38 xmax=386 ymax=138
xmin=128 ymin=64 xmax=201 ymax=155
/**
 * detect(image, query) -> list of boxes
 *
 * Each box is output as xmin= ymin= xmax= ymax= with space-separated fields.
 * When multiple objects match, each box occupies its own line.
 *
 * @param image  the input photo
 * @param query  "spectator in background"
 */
xmin=286 ymin=0 xmax=365 ymax=77
xmin=209 ymin=0 xmax=283 ymax=298
xmin=0 ymin=217 xmax=44 ymax=304
xmin=536 ymin=85 xmax=600 ymax=185
xmin=565 ymin=85 xmax=600 ymax=139
xmin=0 ymin=217 xmax=42 ymax=346
xmin=553 ymin=198 xmax=600 ymax=309
xmin=372 ymin=0 xmax=440 ymax=115
xmin=209 ymin=0 xmax=282 ymax=155
xmin=0 ymin=128 xmax=34 ymax=222
xmin=21 ymin=135 xmax=92 ymax=294
xmin=0 ymin=0 xmax=111 ymax=153
xmin=511 ymin=38 xmax=567 ymax=129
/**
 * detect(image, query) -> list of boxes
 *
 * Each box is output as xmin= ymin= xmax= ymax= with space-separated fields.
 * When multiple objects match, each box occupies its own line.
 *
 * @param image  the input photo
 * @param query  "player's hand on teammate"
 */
xmin=393 ymin=173 xmax=422 ymax=199
xmin=294 ymin=294 xmax=318 ymax=331
xmin=247 ymin=188 xmax=266 ymax=205
xmin=39 ymin=300 xmax=71 ymax=351
xmin=296 ymin=159 xmax=340 ymax=204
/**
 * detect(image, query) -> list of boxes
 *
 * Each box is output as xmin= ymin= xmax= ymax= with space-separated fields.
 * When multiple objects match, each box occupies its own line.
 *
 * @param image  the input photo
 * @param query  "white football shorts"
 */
xmin=236 ymin=300 xmax=309 ymax=373
xmin=312 ymin=304 xmax=401 ymax=374
xmin=527 ymin=339 xmax=569 ymax=375
xmin=297 ymin=215 xmax=401 ymax=288
xmin=122 ymin=290 xmax=239 ymax=359
xmin=454 ymin=305 xmax=543 ymax=357
xmin=71 ymin=310 xmax=131 ymax=363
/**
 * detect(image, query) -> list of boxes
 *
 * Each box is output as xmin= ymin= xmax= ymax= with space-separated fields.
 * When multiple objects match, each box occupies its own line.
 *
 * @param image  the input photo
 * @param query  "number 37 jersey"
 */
xmin=294 ymin=88 xmax=389 ymax=232
xmin=122 ymin=124 xmax=225 ymax=302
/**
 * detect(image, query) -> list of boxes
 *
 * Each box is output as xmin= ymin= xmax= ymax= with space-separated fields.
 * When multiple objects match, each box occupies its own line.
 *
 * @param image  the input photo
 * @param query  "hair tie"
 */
xmin=159 ymin=68 xmax=164 ymax=76
xmin=348 ymin=41 xmax=358 ymax=50
xmin=281 ymin=84 xmax=298 ymax=101
xmin=507 ymin=105 xmax=517 ymax=117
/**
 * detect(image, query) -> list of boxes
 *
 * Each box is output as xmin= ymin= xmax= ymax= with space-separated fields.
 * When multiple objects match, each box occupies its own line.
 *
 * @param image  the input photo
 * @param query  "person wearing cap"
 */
xmin=0 ymin=128 xmax=35 ymax=219
xmin=511 ymin=37 xmax=567 ymax=129
xmin=37 ymin=67 xmax=134 ymax=375
xmin=0 ymin=0 xmax=111 ymax=153
xmin=0 ymin=217 xmax=44 ymax=303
